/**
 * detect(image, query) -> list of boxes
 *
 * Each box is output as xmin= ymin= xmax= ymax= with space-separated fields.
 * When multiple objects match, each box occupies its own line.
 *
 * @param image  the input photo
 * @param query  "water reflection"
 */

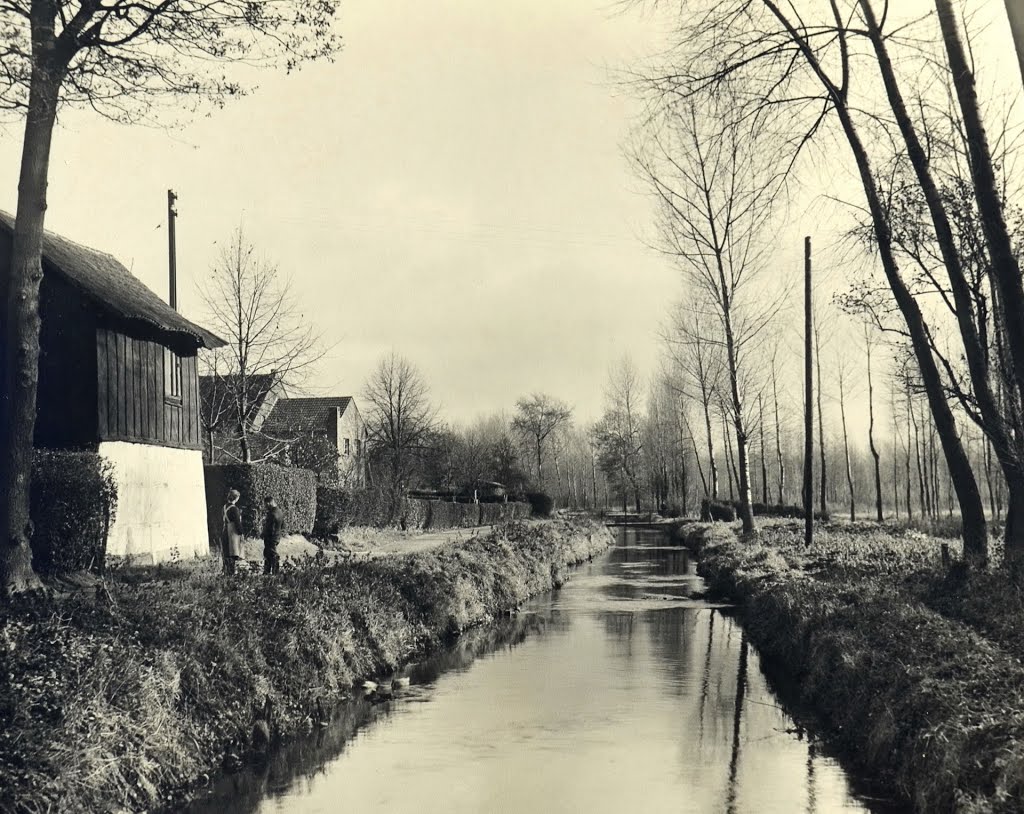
xmin=182 ymin=528 xmax=907 ymax=814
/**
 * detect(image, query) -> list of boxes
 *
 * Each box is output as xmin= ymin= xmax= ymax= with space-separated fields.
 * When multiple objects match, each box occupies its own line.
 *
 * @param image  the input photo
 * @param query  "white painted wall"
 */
xmin=98 ymin=441 xmax=209 ymax=563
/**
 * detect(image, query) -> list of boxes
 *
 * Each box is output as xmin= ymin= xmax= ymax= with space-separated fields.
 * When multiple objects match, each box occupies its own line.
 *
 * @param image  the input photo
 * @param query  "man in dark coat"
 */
xmin=262 ymin=496 xmax=283 ymax=575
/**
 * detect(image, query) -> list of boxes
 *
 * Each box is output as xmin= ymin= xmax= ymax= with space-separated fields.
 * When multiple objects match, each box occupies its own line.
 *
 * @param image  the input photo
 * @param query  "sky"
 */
xmin=0 ymin=0 xmax=680 ymax=426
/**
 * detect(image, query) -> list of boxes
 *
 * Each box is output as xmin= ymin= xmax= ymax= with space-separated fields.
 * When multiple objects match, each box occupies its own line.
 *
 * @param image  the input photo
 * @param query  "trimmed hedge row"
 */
xmin=312 ymin=487 xmax=531 ymax=536
xmin=204 ymin=464 xmax=316 ymax=544
xmin=700 ymin=497 xmax=830 ymax=523
xmin=30 ymin=450 xmax=118 ymax=575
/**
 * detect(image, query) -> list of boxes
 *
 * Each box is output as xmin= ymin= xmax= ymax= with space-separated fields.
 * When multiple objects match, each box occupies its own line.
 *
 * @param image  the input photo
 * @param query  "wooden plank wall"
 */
xmin=96 ymin=326 xmax=201 ymax=449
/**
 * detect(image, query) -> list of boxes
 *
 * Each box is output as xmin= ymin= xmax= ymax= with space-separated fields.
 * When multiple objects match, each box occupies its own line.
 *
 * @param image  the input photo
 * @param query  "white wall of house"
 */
xmin=337 ymin=403 xmax=366 ymax=488
xmin=99 ymin=441 xmax=209 ymax=563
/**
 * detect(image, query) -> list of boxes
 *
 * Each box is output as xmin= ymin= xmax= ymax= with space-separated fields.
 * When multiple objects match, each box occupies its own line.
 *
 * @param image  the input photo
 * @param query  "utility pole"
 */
xmin=167 ymin=189 xmax=178 ymax=310
xmin=803 ymin=236 xmax=813 ymax=547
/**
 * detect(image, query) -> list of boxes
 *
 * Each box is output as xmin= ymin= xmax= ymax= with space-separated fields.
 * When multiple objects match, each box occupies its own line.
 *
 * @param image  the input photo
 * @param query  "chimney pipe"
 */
xmin=168 ymin=189 xmax=178 ymax=310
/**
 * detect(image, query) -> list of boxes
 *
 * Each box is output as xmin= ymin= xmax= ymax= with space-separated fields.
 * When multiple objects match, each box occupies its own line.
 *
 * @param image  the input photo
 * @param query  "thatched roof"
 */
xmin=0 ymin=211 xmax=225 ymax=349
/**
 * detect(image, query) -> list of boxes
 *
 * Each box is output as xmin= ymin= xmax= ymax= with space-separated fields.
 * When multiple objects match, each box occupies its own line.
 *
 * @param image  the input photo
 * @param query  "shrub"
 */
xmin=30 ymin=450 xmax=118 ymax=575
xmin=700 ymin=499 xmax=736 ymax=522
xmin=204 ymin=463 xmax=316 ymax=542
xmin=525 ymin=492 xmax=554 ymax=518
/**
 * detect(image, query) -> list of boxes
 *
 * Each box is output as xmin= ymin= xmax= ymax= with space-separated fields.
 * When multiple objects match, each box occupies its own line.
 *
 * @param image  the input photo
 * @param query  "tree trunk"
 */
xmin=0 ymin=36 xmax=63 ymax=596
xmin=723 ymin=412 xmax=737 ymax=502
xmin=1004 ymin=0 xmax=1024 ymax=91
xmin=734 ymin=423 xmax=756 ymax=534
xmin=891 ymin=382 xmax=900 ymax=520
xmin=839 ymin=370 xmax=855 ymax=521
xmin=803 ymin=235 xmax=813 ymax=546
xmin=866 ymin=330 xmax=884 ymax=522
xmin=767 ymin=0 xmax=988 ymax=566
xmin=772 ymin=360 xmax=786 ymax=504
xmin=905 ymin=384 xmax=913 ymax=519
xmin=703 ymin=394 xmax=719 ymax=500
xmin=935 ymin=0 xmax=1024 ymax=567
xmin=814 ymin=322 xmax=827 ymax=518
xmin=758 ymin=394 xmax=769 ymax=505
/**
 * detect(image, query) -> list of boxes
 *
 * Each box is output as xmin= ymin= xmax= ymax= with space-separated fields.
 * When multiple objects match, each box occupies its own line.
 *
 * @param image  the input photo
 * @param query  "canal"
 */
xmin=184 ymin=526 xmax=905 ymax=813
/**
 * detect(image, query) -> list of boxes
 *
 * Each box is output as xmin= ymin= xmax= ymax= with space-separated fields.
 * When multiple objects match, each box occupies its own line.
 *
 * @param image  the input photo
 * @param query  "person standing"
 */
xmin=262 ymin=496 xmax=283 ymax=575
xmin=222 ymin=489 xmax=244 ymax=575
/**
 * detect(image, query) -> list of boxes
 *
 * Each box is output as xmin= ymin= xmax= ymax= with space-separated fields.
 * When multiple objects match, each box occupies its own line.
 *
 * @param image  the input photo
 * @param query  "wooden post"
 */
xmin=167 ymin=189 xmax=178 ymax=310
xmin=804 ymin=236 xmax=813 ymax=547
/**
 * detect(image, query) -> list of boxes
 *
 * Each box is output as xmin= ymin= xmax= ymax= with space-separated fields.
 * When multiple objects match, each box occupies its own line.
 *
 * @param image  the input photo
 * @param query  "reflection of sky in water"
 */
xmin=182 ymin=528 xmax=907 ymax=814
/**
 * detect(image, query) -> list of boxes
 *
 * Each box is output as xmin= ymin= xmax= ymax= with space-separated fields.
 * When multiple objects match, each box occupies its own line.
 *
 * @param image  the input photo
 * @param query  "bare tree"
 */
xmin=511 ymin=393 xmax=573 ymax=490
xmin=0 ymin=0 xmax=340 ymax=595
xmin=665 ymin=302 xmax=723 ymax=500
xmin=594 ymin=357 xmax=645 ymax=513
xmin=198 ymin=228 xmax=324 ymax=463
xmin=634 ymin=95 xmax=786 ymax=535
xmin=363 ymin=353 xmax=439 ymax=496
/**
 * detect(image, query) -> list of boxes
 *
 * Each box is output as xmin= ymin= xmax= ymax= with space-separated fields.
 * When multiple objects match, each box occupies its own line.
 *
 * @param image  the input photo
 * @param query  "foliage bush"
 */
xmin=204 ymin=463 xmax=316 ymax=542
xmin=740 ymin=501 xmax=830 ymax=521
xmin=0 ymin=518 xmax=612 ymax=814
xmin=700 ymin=498 xmax=736 ymax=522
xmin=525 ymin=492 xmax=554 ymax=518
xmin=29 ymin=450 xmax=118 ymax=575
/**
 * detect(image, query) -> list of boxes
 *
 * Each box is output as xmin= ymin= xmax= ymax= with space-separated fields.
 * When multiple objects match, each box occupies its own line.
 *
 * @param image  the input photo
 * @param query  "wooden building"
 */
xmin=0 ymin=212 xmax=225 ymax=562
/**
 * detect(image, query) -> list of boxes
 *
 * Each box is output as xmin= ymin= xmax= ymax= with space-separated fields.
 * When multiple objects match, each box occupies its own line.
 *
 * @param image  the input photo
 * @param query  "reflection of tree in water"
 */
xmin=724 ymin=633 xmax=749 ymax=814
xmin=407 ymin=611 xmax=562 ymax=685
xmin=642 ymin=607 xmax=698 ymax=695
xmin=181 ymin=698 xmax=382 ymax=814
xmin=697 ymin=610 xmax=716 ymax=742
xmin=179 ymin=610 xmax=561 ymax=814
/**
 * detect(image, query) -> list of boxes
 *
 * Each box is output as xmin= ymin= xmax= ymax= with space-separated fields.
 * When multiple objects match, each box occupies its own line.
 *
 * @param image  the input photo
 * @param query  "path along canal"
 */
xmin=183 ymin=527 xmax=906 ymax=814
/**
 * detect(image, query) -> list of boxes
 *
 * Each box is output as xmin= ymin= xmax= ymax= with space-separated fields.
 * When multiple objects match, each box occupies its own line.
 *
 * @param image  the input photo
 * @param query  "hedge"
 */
xmin=30 ymin=450 xmax=118 ymax=575
xmin=312 ymin=489 xmax=533 ymax=536
xmin=425 ymin=501 xmax=479 ymax=530
xmin=313 ymin=489 xmax=430 ymax=536
xmin=204 ymin=464 xmax=316 ymax=543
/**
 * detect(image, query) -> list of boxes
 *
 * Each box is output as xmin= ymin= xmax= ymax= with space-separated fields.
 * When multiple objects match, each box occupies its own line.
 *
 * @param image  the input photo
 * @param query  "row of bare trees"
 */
xmin=627 ymin=0 xmax=1024 ymax=571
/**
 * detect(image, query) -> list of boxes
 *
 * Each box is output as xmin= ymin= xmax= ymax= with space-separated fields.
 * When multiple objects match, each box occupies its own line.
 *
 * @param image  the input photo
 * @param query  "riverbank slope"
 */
xmin=0 ymin=517 xmax=611 ymax=814
xmin=683 ymin=519 xmax=1024 ymax=814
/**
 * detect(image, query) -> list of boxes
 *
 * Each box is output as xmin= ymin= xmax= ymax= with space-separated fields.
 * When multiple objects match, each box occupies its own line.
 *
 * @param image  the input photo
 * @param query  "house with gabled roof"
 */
xmin=262 ymin=396 xmax=367 ymax=487
xmin=0 ymin=212 xmax=226 ymax=563
xmin=198 ymin=370 xmax=286 ymax=463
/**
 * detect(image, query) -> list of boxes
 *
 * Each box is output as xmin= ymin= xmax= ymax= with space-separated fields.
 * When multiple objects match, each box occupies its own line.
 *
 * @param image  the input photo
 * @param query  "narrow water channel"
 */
xmin=183 ymin=527 xmax=905 ymax=814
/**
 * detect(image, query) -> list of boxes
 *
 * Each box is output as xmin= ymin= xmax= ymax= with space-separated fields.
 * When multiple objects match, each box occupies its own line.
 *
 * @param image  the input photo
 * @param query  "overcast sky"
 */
xmin=0 ymin=0 xmax=681 ymax=426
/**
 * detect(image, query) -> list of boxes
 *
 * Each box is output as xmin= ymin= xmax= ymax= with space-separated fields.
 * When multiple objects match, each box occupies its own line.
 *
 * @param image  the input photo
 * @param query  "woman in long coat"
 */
xmin=222 ymin=488 xmax=244 ymax=574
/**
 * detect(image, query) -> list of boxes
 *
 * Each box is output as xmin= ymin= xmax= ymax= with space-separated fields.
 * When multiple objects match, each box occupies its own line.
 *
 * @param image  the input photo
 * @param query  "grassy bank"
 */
xmin=0 ymin=517 xmax=611 ymax=814
xmin=683 ymin=519 xmax=1024 ymax=813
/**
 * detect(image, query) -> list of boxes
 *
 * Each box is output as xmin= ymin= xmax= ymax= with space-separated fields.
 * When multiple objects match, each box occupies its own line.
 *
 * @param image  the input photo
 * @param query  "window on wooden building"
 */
xmin=165 ymin=348 xmax=182 ymax=401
